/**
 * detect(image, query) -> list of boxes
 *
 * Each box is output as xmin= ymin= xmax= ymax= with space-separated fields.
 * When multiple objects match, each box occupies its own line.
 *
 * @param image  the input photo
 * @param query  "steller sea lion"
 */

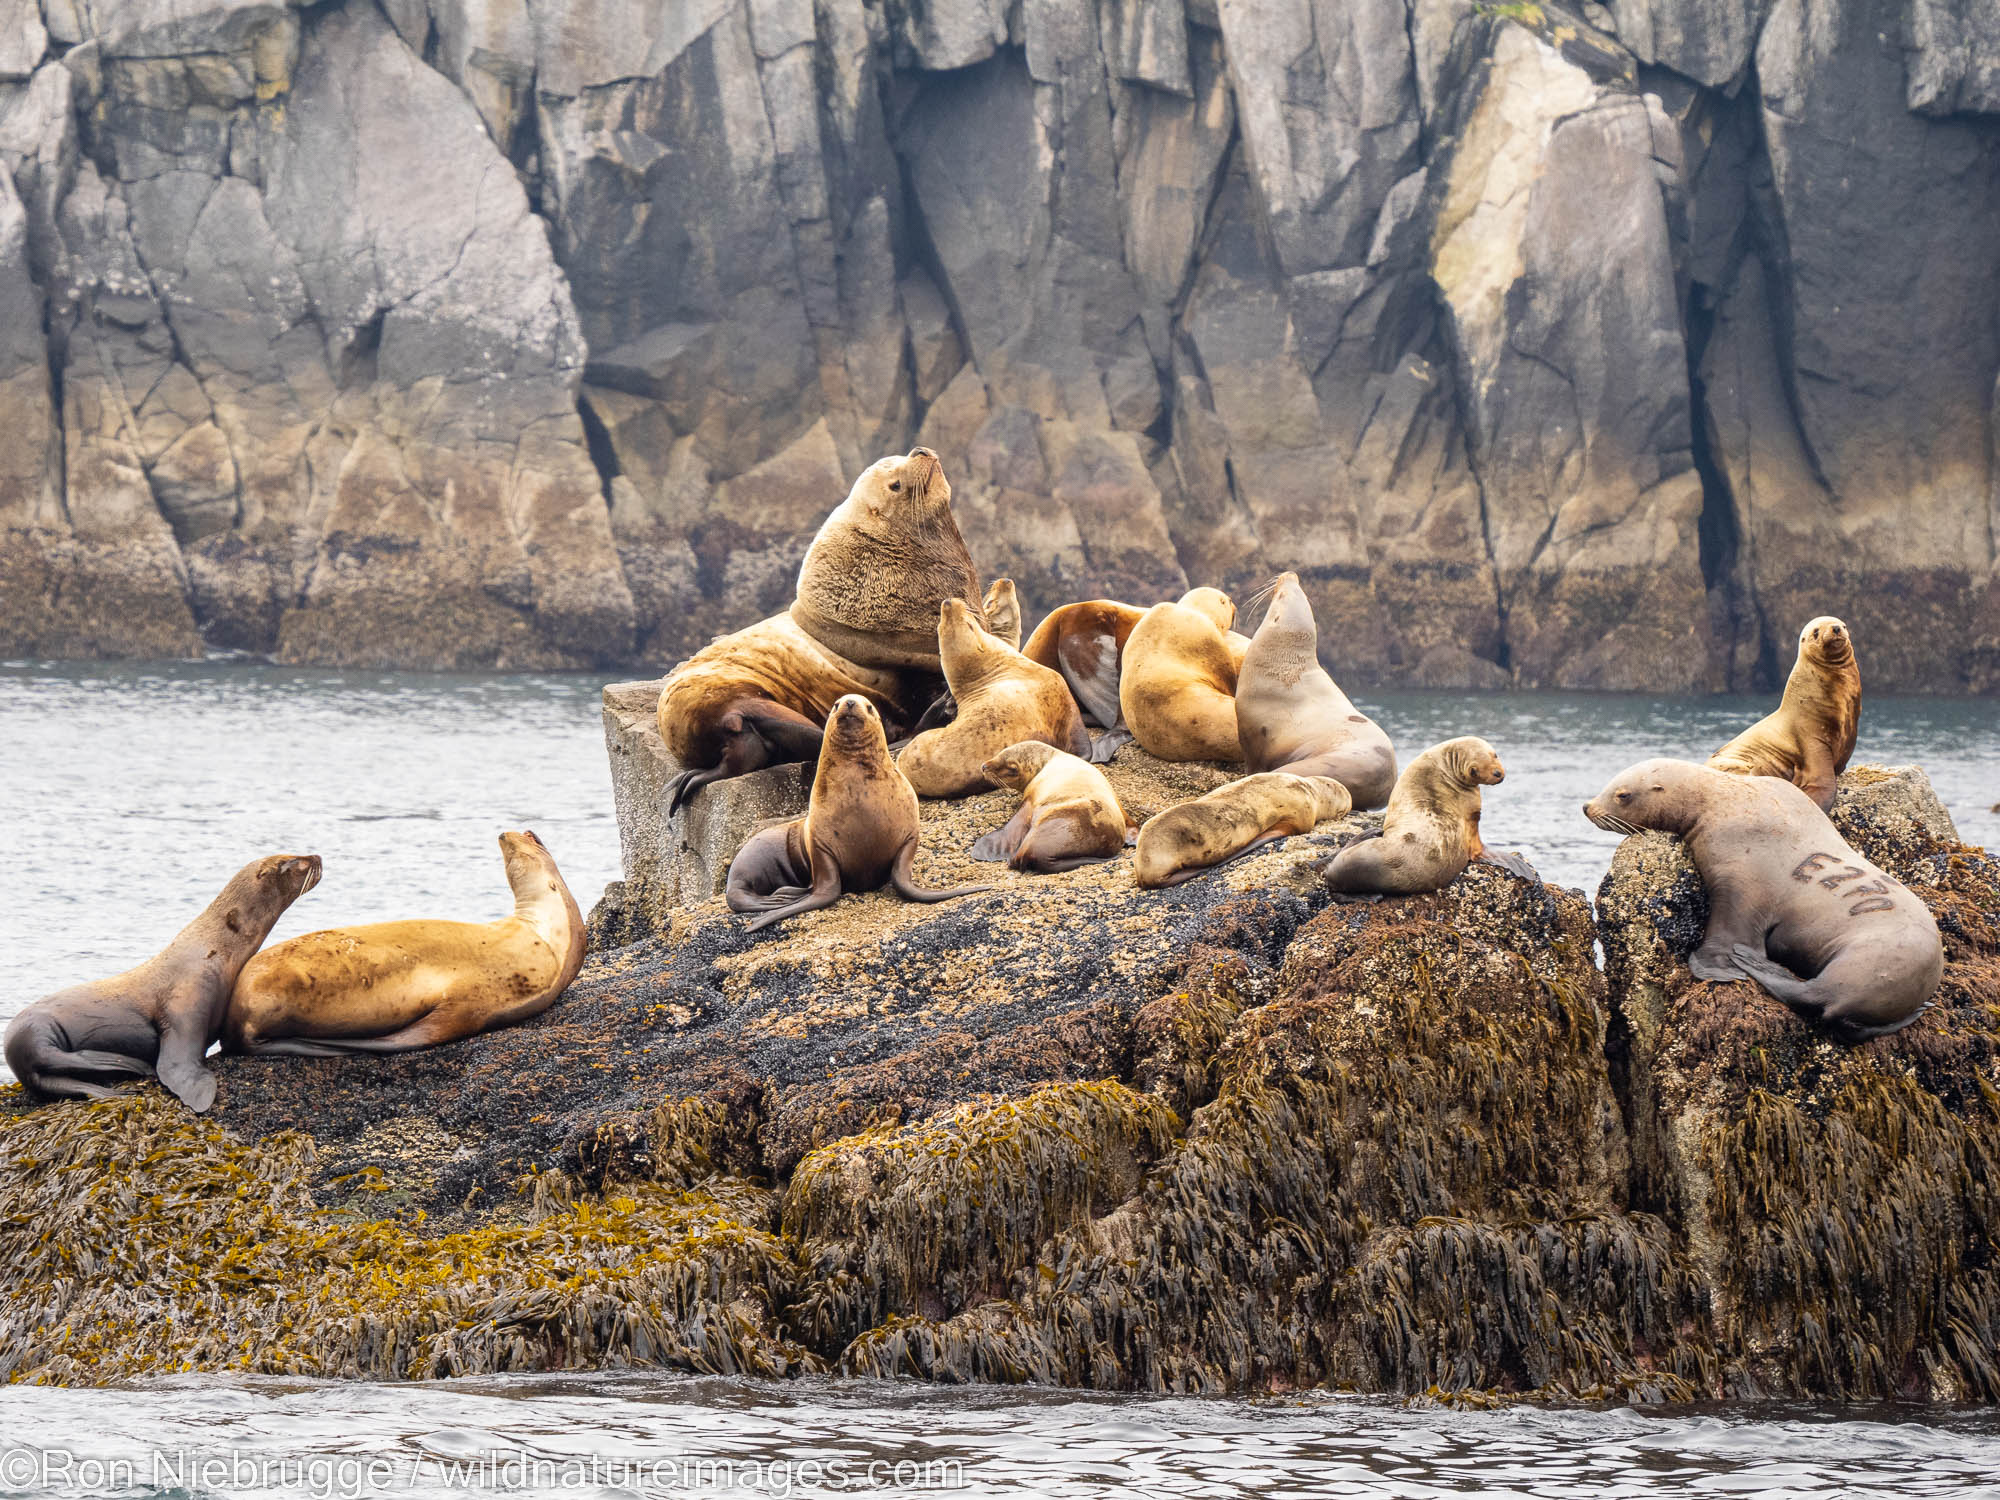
xmin=1319 ymin=736 xmax=1534 ymax=896
xmin=1234 ymin=572 xmax=1397 ymax=809
xmin=1020 ymin=598 xmax=1145 ymax=747
xmin=969 ymin=741 xmax=1137 ymax=872
xmin=725 ymin=695 xmax=990 ymax=932
xmin=223 ymin=832 xmax=585 ymax=1056
xmin=1133 ymin=772 xmax=1352 ymax=889
xmin=1119 ymin=587 xmax=1252 ymax=763
xmin=656 ymin=448 xmax=992 ymax=811
xmin=905 ymin=578 xmax=1028 ymax=739
xmin=4 ymin=853 xmax=323 ymax=1111
xmin=899 ymin=599 xmax=1093 ymax=798
xmin=1584 ymin=759 xmax=1940 ymax=1043
xmin=1707 ymin=616 xmax=1860 ymax=812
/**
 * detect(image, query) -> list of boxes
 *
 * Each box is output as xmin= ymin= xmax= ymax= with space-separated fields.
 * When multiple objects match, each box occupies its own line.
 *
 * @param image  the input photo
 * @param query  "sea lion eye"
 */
xmin=888 ymin=480 xmax=902 ymax=492
xmin=1616 ymin=791 xmax=1631 ymax=803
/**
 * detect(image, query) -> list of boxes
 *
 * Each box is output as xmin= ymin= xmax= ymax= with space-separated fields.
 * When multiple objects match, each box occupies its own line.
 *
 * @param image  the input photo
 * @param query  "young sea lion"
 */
xmin=1119 ymin=588 xmax=1251 ymax=763
xmin=1584 ymin=759 xmax=1941 ymax=1043
xmin=1319 ymin=736 xmax=1533 ymax=896
xmin=1133 ymin=772 xmax=1352 ymax=889
xmin=4 ymin=853 xmax=323 ymax=1111
xmin=899 ymin=600 xmax=1093 ymax=798
xmin=969 ymin=741 xmax=1137 ymax=873
xmin=725 ymin=695 xmax=990 ymax=932
xmin=906 ymin=578 xmax=1029 ymax=739
xmin=1707 ymin=616 xmax=1860 ymax=811
xmin=1234 ymin=572 xmax=1397 ymax=808
xmin=657 ymin=448 xmax=990 ymax=810
xmin=223 ymin=832 xmax=585 ymax=1056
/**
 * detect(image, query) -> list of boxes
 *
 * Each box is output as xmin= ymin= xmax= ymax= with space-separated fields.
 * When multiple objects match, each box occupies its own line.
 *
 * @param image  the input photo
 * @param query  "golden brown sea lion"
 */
xmin=1021 ymin=598 xmax=1145 ymax=736
xmin=969 ymin=741 xmax=1137 ymax=872
xmin=4 ymin=854 xmax=322 ymax=1111
xmin=725 ymin=695 xmax=990 ymax=931
xmin=1707 ymin=616 xmax=1860 ymax=812
xmin=1234 ymin=572 xmax=1397 ymax=808
xmin=1319 ymin=736 xmax=1533 ymax=896
xmin=790 ymin=446 xmax=986 ymax=671
xmin=657 ymin=447 xmax=989 ymax=810
xmin=899 ymin=600 xmax=1093 ymax=798
xmin=222 ymin=832 xmax=585 ymax=1056
xmin=1119 ymin=587 xmax=1251 ymax=763
xmin=1133 ymin=772 xmax=1352 ymax=888
xmin=1585 ymin=759 xmax=1940 ymax=1042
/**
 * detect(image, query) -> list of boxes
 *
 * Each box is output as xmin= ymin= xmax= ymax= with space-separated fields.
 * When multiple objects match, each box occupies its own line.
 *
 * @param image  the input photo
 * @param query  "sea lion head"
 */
xmin=982 ymin=740 xmax=1060 ymax=792
xmin=1178 ymin=586 xmax=1236 ymax=633
xmin=1438 ymin=735 xmax=1505 ymax=788
xmin=827 ymin=692 xmax=888 ymax=753
xmin=1250 ymin=571 xmax=1316 ymax=649
xmin=983 ymin=577 xmax=1021 ymax=648
xmin=1584 ymin=757 xmax=1702 ymax=837
xmin=853 ymin=445 xmax=951 ymax=520
xmin=499 ymin=829 xmax=559 ymax=884
xmin=252 ymin=853 xmax=322 ymax=903
xmin=1798 ymin=615 xmax=1853 ymax=668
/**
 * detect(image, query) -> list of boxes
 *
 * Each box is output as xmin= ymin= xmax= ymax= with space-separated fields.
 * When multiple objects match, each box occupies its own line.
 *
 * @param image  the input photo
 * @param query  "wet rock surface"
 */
xmin=0 ymin=1 xmax=1996 ymax=689
xmin=1 ymin=765 xmax=1995 ymax=1394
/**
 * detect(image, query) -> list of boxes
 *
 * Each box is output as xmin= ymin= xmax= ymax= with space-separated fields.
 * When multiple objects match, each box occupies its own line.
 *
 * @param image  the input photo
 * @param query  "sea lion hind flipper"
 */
xmin=1477 ymin=847 xmax=1541 ymax=882
xmin=1085 ymin=727 xmax=1132 ymax=765
xmin=60 ymin=1048 xmax=157 ymax=1078
xmin=744 ymin=857 xmax=845 ymax=933
xmin=889 ymin=841 xmax=992 ymax=904
xmin=1728 ymin=945 xmax=1823 ymax=1009
xmin=672 ymin=702 xmax=824 ymax=815
xmin=970 ymin=804 xmax=1033 ymax=863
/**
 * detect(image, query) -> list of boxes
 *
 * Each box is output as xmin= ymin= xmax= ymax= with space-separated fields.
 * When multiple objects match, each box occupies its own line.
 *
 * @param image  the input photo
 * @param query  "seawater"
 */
xmin=1 ymin=659 xmax=1998 ymax=1498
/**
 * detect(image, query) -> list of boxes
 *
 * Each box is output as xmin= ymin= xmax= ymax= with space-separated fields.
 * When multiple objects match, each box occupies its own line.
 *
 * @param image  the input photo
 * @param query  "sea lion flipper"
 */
xmin=1477 ymin=848 xmax=1541 ymax=883
xmin=62 ymin=1049 xmax=157 ymax=1077
xmin=888 ymin=840 xmax=991 ymax=904
xmin=970 ymin=804 xmax=1031 ymax=864
xmin=1728 ymin=945 xmax=1819 ymax=1006
xmin=1086 ymin=727 xmax=1132 ymax=765
xmin=910 ymin=691 xmax=957 ymax=737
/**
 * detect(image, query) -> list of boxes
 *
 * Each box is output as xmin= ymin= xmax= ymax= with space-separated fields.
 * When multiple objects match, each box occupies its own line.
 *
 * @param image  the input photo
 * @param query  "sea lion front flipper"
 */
xmin=1477 ymin=848 xmax=1541 ymax=883
xmin=1086 ymin=727 xmax=1133 ymax=765
xmin=970 ymin=804 xmax=1032 ymax=863
xmin=154 ymin=1043 xmax=218 ymax=1113
xmin=888 ymin=840 xmax=992 ymax=904
xmin=744 ymin=856 xmax=845 ymax=933
xmin=910 ymin=690 xmax=958 ymax=737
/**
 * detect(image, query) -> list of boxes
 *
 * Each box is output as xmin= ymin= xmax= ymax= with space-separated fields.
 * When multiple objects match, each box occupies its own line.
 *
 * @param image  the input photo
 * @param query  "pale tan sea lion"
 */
xmin=657 ymin=448 xmax=990 ymax=810
xmin=1319 ymin=736 xmax=1532 ymax=896
xmin=969 ymin=741 xmax=1137 ymax=872
xmin=1585 ymin=759 xmax=1940 ymax=1042
xmin=1133 ymin=772 xmax=1352 ymax=888
xmin=898 ymin=600 xmax=1093 ymax=798
xmin=223 ymin=832 xmax=585 ymax=1056
xmin=1119 ymin=588 xmax=1249 ymax=763
xmin=904 ymin=578 xmax=1029 ymax=739
xmin=1707 ymin=616 xmax=1860 ymax=811
xmin=725 ymin=695 xmax=991 ymax=932
xmin=4 ymin=854 xmax=322 ymax=1111
xmin=1234 ymin=571 xmax=1397 ymax=809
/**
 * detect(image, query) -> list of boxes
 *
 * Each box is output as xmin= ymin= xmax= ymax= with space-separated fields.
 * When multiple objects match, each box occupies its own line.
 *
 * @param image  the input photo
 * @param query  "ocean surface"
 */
xmin=2 ymin=658 xmax=1998 ymax=1498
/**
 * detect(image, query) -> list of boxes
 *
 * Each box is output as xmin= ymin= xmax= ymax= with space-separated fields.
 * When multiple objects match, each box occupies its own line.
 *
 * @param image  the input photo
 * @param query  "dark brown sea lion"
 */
xmin=1584 ymin=759 xmax=1941 ymax=1043
xmin=4 ymin=853 xmax=323 ymax=1111
xmin=656 ymin=447 xmax=989 ymax=810
xmin=1707 ymin=615 xmax=1860 ymax=811
xmin=1234 ymin=571 xmax=1397 ymax=809
xmin=969 ymin=741 xmax=1136 ymax=872
xmin=223 ymin=832 xmax=585 ymax=1057
xmin=899 ymin=599 xmax=1092 ymax=798
xmin=1133 ymin=772 xmax=1352 ymax=888
xmin=1319 ymin=736 xmax=1533 ymax=896
xmin=1020 ymin=598 xmax=1145 ymax=751
xmin=725 ymin=695 xmax=990 ymax=932
xmin=1119 ymin=587 xmax=1251 ymax=763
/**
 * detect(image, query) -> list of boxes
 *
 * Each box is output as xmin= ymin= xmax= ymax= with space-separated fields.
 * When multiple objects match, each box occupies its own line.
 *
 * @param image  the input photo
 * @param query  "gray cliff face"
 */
xmin=0 ymin=0 xmax=1995 ymax=688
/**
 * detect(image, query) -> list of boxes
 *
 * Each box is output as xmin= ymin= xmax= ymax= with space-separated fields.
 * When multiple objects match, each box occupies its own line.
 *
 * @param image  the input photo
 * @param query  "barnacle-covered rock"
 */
xmin=1597 ymin=765 xmax=2000 ymax=1401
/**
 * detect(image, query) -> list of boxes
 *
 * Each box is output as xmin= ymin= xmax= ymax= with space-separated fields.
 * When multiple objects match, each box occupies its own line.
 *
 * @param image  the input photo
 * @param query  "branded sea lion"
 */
xmin=725 ymin=695 xmax=991 ymax=932
xmin=1133 ymin=772 xmax=1352 ymax=888
xmin=1234 ymin=572 xmax=1396 ymax=809
xmin=899 ymin=600 xmax=1093 ymax=798
xmin=1119 ymin=588 xmax=1252 ymax=763
xmin=1319 ymin=736 xmax=1533 ymax=896
xmin=223 ymin=832 xmax=585 ymax=1056
xmin=656 ymin=448 xmax=990 ymax=810
xmin=969 ymin=741 xmax=1137 ymax=872
xmin=1584 ymin=759 xmax=1941 ymax=1043
xmin=1020 ymin=598 xmax=1146 ymax=756
xmin=1708 ymin=616 xmax=1860 ymax=811
xmin=4 ymin=853 xmax=322 ymax=1111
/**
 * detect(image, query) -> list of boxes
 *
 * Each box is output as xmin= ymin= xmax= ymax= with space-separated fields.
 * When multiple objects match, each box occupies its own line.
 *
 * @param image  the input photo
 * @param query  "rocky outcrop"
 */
xmin=3 ymin=0 xmax=1999 ymax=679
xmin=3 ymin=748 xmax=1993 ymax=1396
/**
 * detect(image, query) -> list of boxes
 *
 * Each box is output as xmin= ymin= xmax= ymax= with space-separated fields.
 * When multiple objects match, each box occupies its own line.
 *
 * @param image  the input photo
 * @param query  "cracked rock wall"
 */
xmin=0 ymin=0 xmax=1995 ymax=689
